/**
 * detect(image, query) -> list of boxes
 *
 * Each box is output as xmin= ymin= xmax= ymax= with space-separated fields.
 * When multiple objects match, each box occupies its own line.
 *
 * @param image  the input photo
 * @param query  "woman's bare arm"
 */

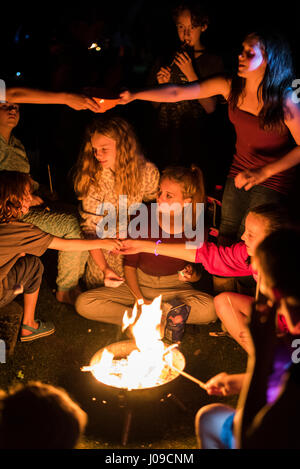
xmin=119 ymin=76 xmax=231 ymax=105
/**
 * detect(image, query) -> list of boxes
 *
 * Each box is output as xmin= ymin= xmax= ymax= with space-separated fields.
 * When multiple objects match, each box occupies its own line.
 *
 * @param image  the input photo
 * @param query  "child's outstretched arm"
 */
xmin=120 ymin=239 xmax=197 ymax=263
xmin=48 ymin=237 xmax=122 ymax=252
xmin=119 ymin=239 xmax=251 ymax=277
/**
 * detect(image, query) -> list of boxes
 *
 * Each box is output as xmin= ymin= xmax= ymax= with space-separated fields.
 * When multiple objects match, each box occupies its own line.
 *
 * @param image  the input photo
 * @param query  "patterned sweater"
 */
xmin=79 ymin=156 xmax=160 ymax=287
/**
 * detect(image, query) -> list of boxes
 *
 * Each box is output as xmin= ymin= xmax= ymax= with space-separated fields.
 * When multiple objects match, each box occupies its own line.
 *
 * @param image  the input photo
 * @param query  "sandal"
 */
xmin=20 ymin=319 xmax=55 ymax=342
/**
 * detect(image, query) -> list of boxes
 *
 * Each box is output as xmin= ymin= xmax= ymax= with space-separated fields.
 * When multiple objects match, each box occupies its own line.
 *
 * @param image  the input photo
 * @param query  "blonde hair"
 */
xmin=160 ymin=165 xmax=206 ymax=227
xmin=73 ymin=116 xmax=143 ymax=200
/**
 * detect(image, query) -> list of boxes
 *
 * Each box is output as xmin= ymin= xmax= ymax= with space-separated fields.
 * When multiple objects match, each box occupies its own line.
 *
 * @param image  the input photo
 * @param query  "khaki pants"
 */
xmin=75 ymin=268 xmax=216 ymax=326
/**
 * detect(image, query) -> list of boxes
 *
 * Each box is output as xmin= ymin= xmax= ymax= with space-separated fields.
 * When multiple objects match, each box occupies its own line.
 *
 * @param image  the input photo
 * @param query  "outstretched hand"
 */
xmin=100 ymin=238 xmax=125 ymax=252
xmin=113 ymin=239 xmax=143 ymax=255
xmin=65 ymin=93 xmax=103 ymax=112
xmin=119 ymin=90 xmax=135 ymax=105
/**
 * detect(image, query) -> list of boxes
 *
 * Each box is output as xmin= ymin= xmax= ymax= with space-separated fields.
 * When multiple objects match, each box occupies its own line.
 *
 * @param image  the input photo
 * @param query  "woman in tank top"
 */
xmin=117 ymin=30 xmax=300 ymax=244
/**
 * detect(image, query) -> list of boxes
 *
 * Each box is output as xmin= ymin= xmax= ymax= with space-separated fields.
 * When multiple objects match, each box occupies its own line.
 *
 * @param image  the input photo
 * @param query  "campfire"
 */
xmin=81 ymin=295 xmax=207 ymax=445
xmin=81 ymin=295 xmax=185 ymax=390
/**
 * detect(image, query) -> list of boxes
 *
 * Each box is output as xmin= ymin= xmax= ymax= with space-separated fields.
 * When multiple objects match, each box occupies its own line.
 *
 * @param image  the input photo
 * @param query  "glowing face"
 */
xmin=157 ymin=178 xmax=191 ymax=214
xmin=238 ymin=37 xmax=267 ymax=78
xmin=241 ymin=212 xmax=270 ymax=257
xmin=175 ymin=9 xmax=205 ymax=48
xmin=21 ymin=184 xmax=32 ymax=215
xmin=0 ymin=103 xmax=20 ymax=129
xmin=91 ymin=132 xmax=117 ymax=171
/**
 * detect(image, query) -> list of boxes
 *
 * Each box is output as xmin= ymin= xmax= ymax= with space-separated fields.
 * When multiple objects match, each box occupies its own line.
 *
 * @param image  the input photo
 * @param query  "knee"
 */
xmin=196 ymin=403 xmax=219 ymax=429
xmin=75 ymin=292 xmax=91 ymax=318
xmin=195 ymin=404 xmax=221 ymax=447
xmin=75 ymin=290 xmax=105 ymax=320
xmin=214 ymin=292 xmax=229 ymax=319
xmin=26 ymin=256 xmax=44 ymax=282
xmin=195 ymin=403 xmax=234 ymax=449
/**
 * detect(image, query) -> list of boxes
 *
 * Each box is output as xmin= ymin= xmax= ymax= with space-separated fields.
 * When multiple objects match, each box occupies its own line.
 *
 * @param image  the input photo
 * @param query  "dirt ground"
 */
xmin=0 ymin=251 xmax=247 ymax=449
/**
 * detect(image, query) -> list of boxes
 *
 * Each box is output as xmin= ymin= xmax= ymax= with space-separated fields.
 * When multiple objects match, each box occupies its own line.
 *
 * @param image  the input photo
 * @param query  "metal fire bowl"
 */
xmin=89 ymin=340 xmax=186 ymax=401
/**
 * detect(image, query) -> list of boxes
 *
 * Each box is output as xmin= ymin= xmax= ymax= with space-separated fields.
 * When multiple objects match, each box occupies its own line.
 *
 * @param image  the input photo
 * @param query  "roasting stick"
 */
xmin=47 ymin=164 xmax=53 ymax=194
xmin=163 ymin=346 xmax=207 ymax=390
xmin=165 ymin=360 xmax=207 ymax=390
xmin=81 ymin=365 xmax=94 ymax=372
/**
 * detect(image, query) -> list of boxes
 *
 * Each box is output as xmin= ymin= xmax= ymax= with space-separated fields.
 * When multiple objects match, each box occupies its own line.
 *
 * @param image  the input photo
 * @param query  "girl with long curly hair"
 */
xmin=118 ymin=30 xmax=300 ymax=245
xmin=73 ymin=115 xmax=160 ymax=288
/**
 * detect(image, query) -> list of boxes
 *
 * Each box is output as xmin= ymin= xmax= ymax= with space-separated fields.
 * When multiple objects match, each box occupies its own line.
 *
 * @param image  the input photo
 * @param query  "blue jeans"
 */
xmin=219 ymin=177 xmax=286 ymax=243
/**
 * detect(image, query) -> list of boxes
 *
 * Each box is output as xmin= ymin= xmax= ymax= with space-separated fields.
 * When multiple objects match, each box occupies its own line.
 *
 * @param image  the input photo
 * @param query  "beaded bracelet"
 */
xmin=154 ymin=239 xmax=162 ymax=256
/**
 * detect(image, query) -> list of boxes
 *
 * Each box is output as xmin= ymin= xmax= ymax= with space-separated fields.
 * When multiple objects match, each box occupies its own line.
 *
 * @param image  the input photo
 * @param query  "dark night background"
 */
xmin=1 ymin=1 xmax=300 ymax=449
xmin=1 ymin=0 xmax=300 ymax=201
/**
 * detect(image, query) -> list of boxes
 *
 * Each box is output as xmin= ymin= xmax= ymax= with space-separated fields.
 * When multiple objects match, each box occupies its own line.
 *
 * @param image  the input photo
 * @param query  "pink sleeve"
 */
xmin=195 ymin=241 xmax=252 ymax=277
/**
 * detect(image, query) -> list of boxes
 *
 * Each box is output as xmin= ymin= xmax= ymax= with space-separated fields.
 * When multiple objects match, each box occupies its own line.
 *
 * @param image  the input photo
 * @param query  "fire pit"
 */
xmin=88 ymin=339 xmax=185 ymax=390
xmin=81 ymin=296 xmax=190 ymax=444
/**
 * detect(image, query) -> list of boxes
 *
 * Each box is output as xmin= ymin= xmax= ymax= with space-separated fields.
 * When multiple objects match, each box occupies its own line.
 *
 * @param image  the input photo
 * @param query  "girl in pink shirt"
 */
xmin=120 ymin=203 xmax=291 ymax=352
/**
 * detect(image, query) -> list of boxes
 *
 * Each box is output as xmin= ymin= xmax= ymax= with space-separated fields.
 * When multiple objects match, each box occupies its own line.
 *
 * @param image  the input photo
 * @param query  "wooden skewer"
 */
xmin=47 ymin=164 xmax=53 ymax=194
xmin=81 ymin=365 xmax=94 ymax=372
xmin=166 ymin=361 xmax=207 ymax=390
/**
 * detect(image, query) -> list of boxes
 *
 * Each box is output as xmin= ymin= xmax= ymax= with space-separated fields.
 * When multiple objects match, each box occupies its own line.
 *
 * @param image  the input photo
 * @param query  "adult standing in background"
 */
xmin=118 ymin=30 xmax=300 ymax=245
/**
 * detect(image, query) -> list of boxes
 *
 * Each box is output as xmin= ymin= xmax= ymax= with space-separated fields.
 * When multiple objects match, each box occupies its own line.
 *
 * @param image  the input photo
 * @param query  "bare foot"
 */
xmin=56 ymin=286 xmax=82 ymax=305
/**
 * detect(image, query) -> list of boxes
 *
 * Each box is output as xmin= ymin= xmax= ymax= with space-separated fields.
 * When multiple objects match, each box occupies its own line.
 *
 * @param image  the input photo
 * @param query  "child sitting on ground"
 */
xmin=119 ymin=203 xmax=291 ymax=353
xmin=0 ymin=170 xmax=122 ymax=342
xmin=75 ymin=165 xmax=216 ymax=332
xmin=195 ymin=228 xmax=300 ymax=449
